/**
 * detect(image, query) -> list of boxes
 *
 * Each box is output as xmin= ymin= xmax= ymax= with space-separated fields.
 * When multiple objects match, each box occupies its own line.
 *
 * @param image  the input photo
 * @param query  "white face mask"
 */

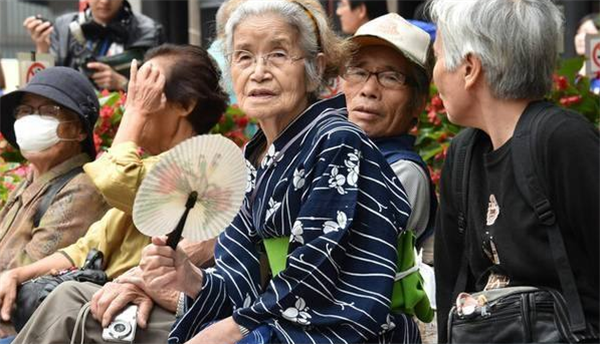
xmin=14 ymin=115 xmax=78 ymax=153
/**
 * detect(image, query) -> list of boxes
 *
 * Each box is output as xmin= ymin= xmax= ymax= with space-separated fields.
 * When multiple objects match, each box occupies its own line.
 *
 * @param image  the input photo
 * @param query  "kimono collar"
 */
xmin=372 ymin=134 xmax=416 ymax=155
xmin=245 ymin=94 xmax=347 ymax=163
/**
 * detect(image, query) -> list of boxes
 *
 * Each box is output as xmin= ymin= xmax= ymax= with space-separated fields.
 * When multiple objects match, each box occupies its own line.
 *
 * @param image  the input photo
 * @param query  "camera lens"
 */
xmin=114 ymin=323 xmax=127 ymax=333
xmin=109 ymin=321 xmax=131 ymax=339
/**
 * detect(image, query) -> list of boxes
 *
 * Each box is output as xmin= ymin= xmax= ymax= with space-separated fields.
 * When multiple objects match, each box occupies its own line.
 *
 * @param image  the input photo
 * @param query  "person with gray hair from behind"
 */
xmin=431 ymin=0 xmax=599 ymax=342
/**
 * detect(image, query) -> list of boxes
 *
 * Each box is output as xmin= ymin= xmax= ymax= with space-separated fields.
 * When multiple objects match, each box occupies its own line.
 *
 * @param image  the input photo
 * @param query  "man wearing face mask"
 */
xmin=0 ymin=67 xmax=110 ymax=338
xmin=23 ymin=0 xmax=164 ymax=91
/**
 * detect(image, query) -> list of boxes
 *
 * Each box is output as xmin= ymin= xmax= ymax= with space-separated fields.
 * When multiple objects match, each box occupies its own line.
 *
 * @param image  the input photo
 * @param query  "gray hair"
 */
xmin=429 ymin=0 xmax=564 ymax=100
xmin=224 ymin=0 xmax=329 ymax=93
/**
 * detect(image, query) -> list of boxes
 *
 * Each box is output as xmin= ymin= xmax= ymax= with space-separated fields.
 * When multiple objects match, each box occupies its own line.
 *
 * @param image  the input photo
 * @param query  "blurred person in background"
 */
xmin=0 ymin=62 xmax=5 ymax=95
xmin=207 ymin=0 xmax=247 ymax=105
xmin=336 ymin=0 xmax=388 ymax=35
xmin=574 ymin=13 xmax=600 ymax=95
xmin=23 ymin=0 xmax=164 ymax=91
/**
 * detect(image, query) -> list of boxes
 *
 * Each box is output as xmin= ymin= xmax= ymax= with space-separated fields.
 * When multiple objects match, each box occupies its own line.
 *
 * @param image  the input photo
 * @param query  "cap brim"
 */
xmin=0 ymin=85 xmax=96 ymax=158
xmin=352 ymin=35 xmax=401 ymax=51
xmin=350 ymin=35 xmax=425 ymax=69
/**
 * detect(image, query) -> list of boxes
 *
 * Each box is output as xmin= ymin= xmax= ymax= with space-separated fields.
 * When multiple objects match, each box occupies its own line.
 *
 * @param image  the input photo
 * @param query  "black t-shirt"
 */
xmin=435 ymin=104 xmax=599 ymax=342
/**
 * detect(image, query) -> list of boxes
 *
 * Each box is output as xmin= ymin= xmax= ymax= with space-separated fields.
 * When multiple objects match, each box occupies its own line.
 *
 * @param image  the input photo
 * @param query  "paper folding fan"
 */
xmin=133 ymin=135 xmax=247 ymax=247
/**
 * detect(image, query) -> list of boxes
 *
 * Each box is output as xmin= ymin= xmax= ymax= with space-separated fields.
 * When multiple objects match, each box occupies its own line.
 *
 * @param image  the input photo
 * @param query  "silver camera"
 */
xmin=101 ymin=304 xmax=138 ymax=343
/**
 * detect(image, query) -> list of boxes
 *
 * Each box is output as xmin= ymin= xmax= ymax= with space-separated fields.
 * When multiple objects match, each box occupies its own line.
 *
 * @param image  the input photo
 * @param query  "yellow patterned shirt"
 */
xmin=60 ymin=142 xmax=161 ymax=279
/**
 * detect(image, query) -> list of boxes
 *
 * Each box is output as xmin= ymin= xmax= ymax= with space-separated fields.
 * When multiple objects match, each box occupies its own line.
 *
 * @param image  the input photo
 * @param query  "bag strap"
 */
xmin=511 ymin=101 xmax=588 ymax=333
xmin=450 ymin=129 xmax=480 ymax=298
xmin=33 ymin=167 xmax=83 ymax=228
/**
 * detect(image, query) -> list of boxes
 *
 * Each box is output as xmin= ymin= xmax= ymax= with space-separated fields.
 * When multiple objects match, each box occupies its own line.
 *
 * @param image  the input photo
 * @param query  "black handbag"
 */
xmin=12 ymin=249 xmax=108 ymax=331
xmin=448 ymin=286 xmax=598 ymax=343
xmin=447 ymin=103 xmax=599 ymax=343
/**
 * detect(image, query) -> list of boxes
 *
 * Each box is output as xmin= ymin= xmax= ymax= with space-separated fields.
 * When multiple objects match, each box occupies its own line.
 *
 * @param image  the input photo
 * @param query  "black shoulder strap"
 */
xmin=33 ymin=167 xmax=83 ymax=228
xmin=512 ymin=101 xmax=588 ymax=334
xmin=451 ymin=128 xmax=480 ymax=298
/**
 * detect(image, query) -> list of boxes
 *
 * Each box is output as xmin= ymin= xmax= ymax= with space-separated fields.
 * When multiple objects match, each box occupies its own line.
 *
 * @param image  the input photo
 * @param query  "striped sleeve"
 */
xmin=168 ymin=199 xmax=256 ymax=343
xmin=168 ymin=270 xmax=233 ymax=343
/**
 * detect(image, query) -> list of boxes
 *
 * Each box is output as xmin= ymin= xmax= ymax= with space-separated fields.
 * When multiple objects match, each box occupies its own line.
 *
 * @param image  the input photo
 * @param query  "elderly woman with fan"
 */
xmin=2 ymin=44 xmax=228 ymax=344
xmin=134 ymin=1 xmax=421 ymax=344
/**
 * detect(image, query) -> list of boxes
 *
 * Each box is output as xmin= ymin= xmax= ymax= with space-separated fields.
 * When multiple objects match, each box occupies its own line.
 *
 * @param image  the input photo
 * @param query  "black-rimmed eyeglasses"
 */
xmin=341 ymin=66 xmax=412 ymax=89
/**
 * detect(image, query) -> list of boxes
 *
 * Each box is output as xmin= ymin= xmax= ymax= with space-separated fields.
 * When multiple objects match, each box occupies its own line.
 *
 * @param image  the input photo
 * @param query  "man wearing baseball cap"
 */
xmin=341 ymin=13 xmax=438 ymax=342
xmin=0 ymin=67 xmax=109 ymax=339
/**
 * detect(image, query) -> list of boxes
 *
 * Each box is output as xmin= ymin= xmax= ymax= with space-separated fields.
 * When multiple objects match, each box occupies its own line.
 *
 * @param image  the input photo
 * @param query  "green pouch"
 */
xmin=392 ymin=230 xmax=434 ymax=322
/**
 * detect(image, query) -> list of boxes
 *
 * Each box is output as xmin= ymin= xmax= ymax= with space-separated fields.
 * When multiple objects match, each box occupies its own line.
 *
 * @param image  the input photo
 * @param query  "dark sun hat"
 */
xmin=0 ymin=66 xmax=100 ymax=158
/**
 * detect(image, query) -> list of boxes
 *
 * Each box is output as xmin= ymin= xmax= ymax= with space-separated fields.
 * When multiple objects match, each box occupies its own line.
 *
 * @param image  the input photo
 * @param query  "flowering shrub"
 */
xmin=95 ymin=89 xmax=126 ymax=154
xmin=410 ymin=89 xmax=457 ymax=186
xmin=550 ymin=57 xmax=599 ymax=126
xmin=211 ymin=104 xmax=258 ymax=147
xmin=0 ymin=157 xmax=29 ymax=207
xmin=1 ymin=58 xmax=598 ymax=205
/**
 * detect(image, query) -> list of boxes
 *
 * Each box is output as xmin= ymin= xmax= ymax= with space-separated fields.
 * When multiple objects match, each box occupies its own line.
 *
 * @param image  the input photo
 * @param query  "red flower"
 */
xmin=427 ymin=110 xmax=442 ymax=126
xmin=100 ymin=106 xmax=114 ymax=119
xmin=12 ymin=165 xmax=30 ymax=177
xmin=559 ymin=95 xmax=582 ymax=107
xmin=3 ymin=181 xmax=16 ymax=192
xmin=430 ymin=94 xmax=444 ymax=109
xmin=93 ymin=133 xmax=102 ymax=152
xmin=434 ymin=146 xmax=448 ymax=161
xmin=100 ymin=89 xmax=110 ymax=97
xmin=554 ymin=75 xmax=568 ymax=91
xmin=117 ymin=92 xmax=127 ymax=106
xmin=235 ymin=116 xmax=249 ymax=128
xmin=95 ymin=120 xmax=111 ymax=135
xmin=428 ymin=166 xmax=441 ymax=186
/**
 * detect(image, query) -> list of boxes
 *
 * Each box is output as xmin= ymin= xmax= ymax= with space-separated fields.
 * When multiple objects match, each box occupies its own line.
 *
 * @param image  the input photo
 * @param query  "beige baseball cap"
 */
xmin=352 ymin=13 xmax=431 ymax=69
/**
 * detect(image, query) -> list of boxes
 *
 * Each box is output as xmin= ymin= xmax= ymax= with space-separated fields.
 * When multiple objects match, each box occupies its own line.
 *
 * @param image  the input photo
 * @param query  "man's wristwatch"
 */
xmin=175 ymin=292 xmax=186 ymax=318
xmin=238 ymin=324 xmax=250 ymax=337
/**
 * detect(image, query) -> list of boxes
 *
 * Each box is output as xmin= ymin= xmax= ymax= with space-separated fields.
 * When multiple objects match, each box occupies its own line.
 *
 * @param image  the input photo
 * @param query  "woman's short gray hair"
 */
xmin=429 ymin=0 xmax=563 ymax=100
xmin=224 ymin=0 xmax=348 ymax=95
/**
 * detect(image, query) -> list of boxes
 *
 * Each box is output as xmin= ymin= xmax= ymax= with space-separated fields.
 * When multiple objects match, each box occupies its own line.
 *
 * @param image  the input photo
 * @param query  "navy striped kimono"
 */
xmin=169 ymin=94 xmax=421 ymax=344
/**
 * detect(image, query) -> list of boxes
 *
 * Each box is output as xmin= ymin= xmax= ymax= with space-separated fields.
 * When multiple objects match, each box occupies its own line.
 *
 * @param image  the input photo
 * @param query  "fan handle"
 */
xmin=166 ymin=191 xmax=198 ymax=250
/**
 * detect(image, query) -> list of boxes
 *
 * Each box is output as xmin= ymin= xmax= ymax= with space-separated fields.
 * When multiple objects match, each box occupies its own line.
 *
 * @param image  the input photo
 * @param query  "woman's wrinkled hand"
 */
xmin=112 ymin=59 xmax=167 ymax=146
xmin=0 ymin=269 xmax=21 ymax=322
xmin=139 ymin=236 xmax=203 ymax=299
xmin=124 ymin=59 xmax=167 ymax=119
xmin=90 ymin=281 xmax=154 ymax=328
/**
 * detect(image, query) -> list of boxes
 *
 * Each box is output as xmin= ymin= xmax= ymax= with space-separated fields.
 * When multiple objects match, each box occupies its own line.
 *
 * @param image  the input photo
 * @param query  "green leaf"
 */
xmin=419 ymin=145 xmax=443 ymax=162
xmin=98 ymin=92 xmax=122 ymax=107
xmin=557 ymin=57 xmax=585 ymax=84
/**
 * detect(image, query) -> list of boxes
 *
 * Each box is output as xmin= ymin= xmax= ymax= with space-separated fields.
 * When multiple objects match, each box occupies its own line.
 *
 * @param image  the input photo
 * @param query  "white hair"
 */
xmin=429 ymin=0 xmax=564 ymax=99
xmin=223 ymin=0 xmax=327 ymax=93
